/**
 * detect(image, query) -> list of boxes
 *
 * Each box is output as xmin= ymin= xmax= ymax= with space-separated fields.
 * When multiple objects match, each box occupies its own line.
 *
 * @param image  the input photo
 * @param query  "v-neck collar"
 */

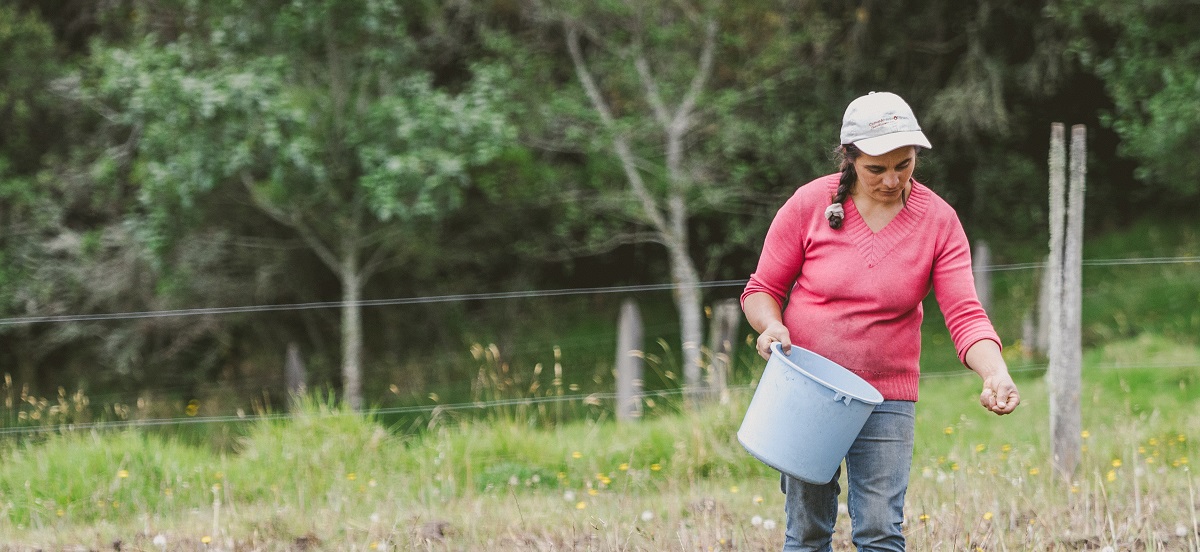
xmin=830 ymin=179 xmax=931 ymax=268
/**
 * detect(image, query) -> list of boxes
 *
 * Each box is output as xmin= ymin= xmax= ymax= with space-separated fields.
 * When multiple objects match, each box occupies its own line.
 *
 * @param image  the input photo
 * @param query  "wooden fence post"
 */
xmin=615 ymin=298 xmax=644 ymax=422
xmin=973 ymin=240 xmax=992 ymax=313
xmin=285 ymin=342 xmax=306 ymax=396
xmin=706 ymin=299 xmax=741 ymax=403
xmin=1048 ymin=123 xmax=1086 ymax=481
xmin=1036 ymin=256 xmax=1053 ymax=355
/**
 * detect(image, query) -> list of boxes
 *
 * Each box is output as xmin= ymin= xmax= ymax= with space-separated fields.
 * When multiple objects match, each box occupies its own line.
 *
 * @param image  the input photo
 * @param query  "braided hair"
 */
xmin=827 ymin=144 xmax=862 ymax=229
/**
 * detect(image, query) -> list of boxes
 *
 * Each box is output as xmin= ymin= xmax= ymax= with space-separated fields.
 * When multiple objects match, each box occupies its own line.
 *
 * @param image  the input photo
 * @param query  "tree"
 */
xmin=83 ymin=0 xmax=515 ymax=409
xmin=0 ymin=5 xmax=68 ymax=390
xmin=1057 ymin=0 xmax=1200 ymax=200
xmin=499 ymin=0 xmax=722 ymax=400
xmin=560 ymin=3 xmax=717 ymax=399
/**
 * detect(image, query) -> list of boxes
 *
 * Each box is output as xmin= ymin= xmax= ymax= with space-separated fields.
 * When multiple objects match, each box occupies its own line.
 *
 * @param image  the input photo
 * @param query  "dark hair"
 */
xmin=827 ymin=144 xmax=861 ymax=229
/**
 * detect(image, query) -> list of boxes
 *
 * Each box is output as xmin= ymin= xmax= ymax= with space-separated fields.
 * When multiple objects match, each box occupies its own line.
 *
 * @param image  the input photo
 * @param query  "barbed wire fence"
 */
xmin=1 ymin=255 xmax=1198 ymax=435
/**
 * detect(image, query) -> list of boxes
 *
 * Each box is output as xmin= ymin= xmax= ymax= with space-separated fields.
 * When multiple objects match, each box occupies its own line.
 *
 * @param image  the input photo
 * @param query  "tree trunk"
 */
xmin=670 ymin=243 xmax=705 ymax=403
xmin=340 ymin=255 xmax=364 ymax=411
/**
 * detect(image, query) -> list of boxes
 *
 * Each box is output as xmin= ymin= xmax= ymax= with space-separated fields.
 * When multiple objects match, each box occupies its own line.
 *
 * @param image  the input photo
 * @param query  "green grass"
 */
xmin=0 ymin=218 xmax=1197 ymax=549
xmin=0 ymin=337 xmax=1197 ymax=550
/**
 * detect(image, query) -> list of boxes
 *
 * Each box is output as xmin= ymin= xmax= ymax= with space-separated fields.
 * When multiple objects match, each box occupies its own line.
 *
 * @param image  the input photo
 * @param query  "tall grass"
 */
xmin=0 ymin=337 xmax=1196 ymax=550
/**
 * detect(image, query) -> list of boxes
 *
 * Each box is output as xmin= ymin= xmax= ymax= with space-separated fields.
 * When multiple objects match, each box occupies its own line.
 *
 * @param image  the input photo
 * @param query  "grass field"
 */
xmin=0 ymin=220 xmax=1196 ymax=550
xmin=0 ymin=336 xmax=1197 ymax=551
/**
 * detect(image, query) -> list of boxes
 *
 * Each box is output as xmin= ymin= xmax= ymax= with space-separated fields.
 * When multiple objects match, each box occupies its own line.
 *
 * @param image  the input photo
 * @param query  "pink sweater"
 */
xmin=741 ymin=174 xmax=1000 ymax=401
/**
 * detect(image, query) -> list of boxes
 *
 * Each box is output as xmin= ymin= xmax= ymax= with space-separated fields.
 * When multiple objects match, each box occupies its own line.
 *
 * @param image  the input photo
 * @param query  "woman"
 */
xmin=741 ymin=91 xmax=1020 ymax=552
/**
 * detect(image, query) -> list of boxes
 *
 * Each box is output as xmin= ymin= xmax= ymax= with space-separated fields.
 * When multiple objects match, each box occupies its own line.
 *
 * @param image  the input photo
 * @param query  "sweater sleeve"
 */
xmin=741 ymin=189 xmax=808 ymax=309
xmin=932 ymin=212 xmax=1002 ymax=365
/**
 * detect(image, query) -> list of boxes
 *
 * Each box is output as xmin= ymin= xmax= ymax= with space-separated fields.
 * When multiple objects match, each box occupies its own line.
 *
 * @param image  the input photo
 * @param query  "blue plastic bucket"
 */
xmin=737 ymin=343 xmax=884 ymax=484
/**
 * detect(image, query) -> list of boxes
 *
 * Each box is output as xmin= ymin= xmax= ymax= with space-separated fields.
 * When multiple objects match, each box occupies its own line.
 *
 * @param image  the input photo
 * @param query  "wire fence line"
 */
xmin=983 ymin=255 xmax=1200 ymax=272
xmin=0 ymin=386 xmax=704 ymax=437
xmin=1 ymin=256 xmax=1197 ymax=327
xmin=0 ymin=254 xmax=1194 ymax=433
xmin=3 ymin=360 xmax=1196 ymax=436
xmin=0 ymin=280 xmax=748 ymax=326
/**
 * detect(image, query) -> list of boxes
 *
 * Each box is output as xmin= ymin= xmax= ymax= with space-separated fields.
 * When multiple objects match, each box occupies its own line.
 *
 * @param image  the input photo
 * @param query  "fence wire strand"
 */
xmin=1 ymin=255 xmax=1197 ymax=327
xmin=3 ymin=360 xmax=1197 ymax=436
xmin=1 ymin=255 xmax=1197 ymax=435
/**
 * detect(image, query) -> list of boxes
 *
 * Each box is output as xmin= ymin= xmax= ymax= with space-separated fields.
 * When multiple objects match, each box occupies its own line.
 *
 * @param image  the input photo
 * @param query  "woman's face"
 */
xmin=853 ymin=146 xmax=917 ymax=206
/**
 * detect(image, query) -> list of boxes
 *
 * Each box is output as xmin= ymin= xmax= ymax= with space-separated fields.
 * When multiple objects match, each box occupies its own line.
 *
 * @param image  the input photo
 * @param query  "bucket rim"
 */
xmin=770 ymin=342 xmax=884 ymax=405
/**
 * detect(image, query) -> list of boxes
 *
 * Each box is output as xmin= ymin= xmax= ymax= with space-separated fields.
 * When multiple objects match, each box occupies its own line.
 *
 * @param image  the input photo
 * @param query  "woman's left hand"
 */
xmin=979 ymin=372 xmax=1020 ymax=415
xmin=965 ymin=339 xmax=1020 ymax=415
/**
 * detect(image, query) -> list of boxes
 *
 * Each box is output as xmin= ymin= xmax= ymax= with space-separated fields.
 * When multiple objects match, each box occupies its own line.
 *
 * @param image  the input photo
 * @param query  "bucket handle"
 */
xmin=771 ymin=343 xmax=878 ymax=406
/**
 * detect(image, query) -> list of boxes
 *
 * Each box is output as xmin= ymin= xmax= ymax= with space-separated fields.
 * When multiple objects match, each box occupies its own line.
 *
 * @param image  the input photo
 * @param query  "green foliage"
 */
xmin=0 ymin=6 xmax=65 ymax=314
xmin=1059 ymin=0 xmax=1200 ymax=197
xmin=87 ymin=8 xmax=515 ymax=247
xmin=2 ymin=0 xmax=1200 ymax=414
xmin=355 ymin=66 xmax=516 ymax=222
xmin=0 ymin=5 xmax=61 ymax=172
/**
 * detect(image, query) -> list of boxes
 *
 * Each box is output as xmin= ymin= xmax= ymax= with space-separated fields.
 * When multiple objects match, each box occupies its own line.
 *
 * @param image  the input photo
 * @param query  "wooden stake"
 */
xmin=615 ymin=298 xmax=644 ymax=422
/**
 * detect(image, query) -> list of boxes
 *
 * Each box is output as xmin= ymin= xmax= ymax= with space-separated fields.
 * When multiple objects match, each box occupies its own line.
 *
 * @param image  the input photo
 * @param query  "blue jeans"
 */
xmin=781 ymin=400 xmax=915 ymax=552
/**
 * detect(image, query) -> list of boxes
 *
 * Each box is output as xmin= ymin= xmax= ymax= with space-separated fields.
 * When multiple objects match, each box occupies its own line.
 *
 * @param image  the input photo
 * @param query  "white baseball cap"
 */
xmin=839 ymin=91 xmax=932 ymax=156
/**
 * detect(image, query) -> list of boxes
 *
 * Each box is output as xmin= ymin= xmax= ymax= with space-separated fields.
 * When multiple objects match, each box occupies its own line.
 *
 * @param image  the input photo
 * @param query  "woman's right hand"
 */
xmin=755 ymin=321 xmax=792 ymax=360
